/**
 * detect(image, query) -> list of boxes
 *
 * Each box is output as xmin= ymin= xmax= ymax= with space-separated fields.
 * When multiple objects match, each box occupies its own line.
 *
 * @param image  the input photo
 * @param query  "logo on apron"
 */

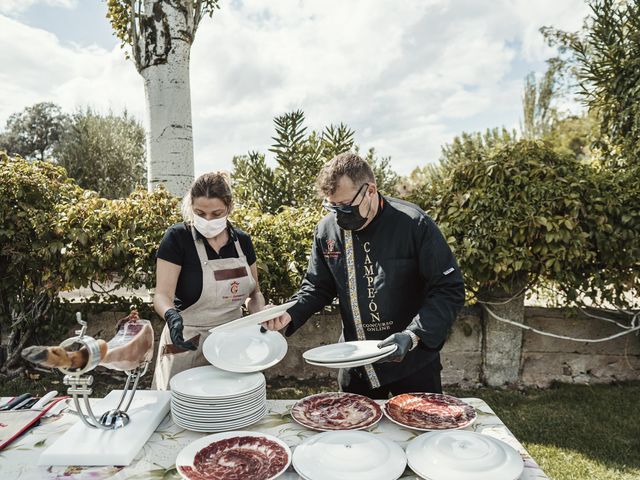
xmin=230 ymin=281 xmax=239 ymax=294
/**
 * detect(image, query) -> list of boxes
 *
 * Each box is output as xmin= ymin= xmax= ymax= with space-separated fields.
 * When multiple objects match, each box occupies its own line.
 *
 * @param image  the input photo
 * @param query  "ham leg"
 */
xmin=22 ymin=310 xmax=154 ymax=372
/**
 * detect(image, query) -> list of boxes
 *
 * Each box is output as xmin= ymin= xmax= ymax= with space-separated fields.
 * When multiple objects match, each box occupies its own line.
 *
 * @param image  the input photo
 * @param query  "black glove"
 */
xmin=165 ymin=308 xmax=197 ymax=351
xmin=376 ymin=332 xmax=413 ymax=363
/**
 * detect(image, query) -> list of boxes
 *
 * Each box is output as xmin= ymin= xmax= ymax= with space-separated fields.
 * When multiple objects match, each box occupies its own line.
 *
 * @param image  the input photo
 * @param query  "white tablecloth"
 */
xmin=0 ymin=397 xmax=548 ymax=479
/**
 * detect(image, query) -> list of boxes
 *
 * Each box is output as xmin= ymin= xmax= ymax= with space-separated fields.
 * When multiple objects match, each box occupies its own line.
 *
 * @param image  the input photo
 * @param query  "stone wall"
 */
xmin=520 ymin=307 xmax=640 ymax=387
xmin=55 ymin=305 xmax=639 ymax=388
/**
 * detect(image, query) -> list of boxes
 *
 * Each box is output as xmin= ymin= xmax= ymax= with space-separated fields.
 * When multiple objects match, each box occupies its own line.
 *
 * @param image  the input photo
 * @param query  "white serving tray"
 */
xmin=38 ymin=390 xmax=170 ymax=466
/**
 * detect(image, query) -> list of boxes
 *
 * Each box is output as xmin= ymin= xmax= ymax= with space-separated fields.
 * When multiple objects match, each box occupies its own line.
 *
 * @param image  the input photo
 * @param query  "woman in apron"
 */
xmin=151 ymin=172 xmax=265 ymax=390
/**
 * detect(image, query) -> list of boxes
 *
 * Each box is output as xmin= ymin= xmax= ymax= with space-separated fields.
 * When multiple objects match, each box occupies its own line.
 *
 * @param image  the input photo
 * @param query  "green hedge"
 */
xmin=404 ymin=139 xmax=640 ymax=307
xmin=1 ymin=141 xmax=638 ymax=357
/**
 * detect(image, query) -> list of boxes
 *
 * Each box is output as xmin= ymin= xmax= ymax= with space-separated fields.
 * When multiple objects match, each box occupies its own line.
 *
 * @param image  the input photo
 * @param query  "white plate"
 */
xmin=173 ymin=409 xmax=268 ymax=433
xmin=170 ymin=365 xmax=265 ymax=398
xmin=304 ymin=346 xmax=397 ymax=368
xmin=171 ymin=403 xmax=265 ymax=422
xmin=176 ymin=430 xmax=291 ymax=480
xmin=173 ymin=410 xmax=267 ymax=430
xmin=171 ymin=389 xmax=265 ymax=407
xmin=303 ymin=341 xmax=396 ymax=363
xmin=171 ymin=398 xmax=265 ymax=415
xmin=292 ymin=430 xmax=406 ymax=480
xmin=406 ymin=431 xmax=524 ymax=480
xmin=211 ymin=301 xmax=298 ymax=332
xmin=170 ymin=394 xmax=265 ymax=410
xmin=204 ymin=324 xmax=288 ymax=373
xmin=171 ymin=386 xmax=266 ymax=405
xmin=173 ymin=405 xmax=267 ymax=426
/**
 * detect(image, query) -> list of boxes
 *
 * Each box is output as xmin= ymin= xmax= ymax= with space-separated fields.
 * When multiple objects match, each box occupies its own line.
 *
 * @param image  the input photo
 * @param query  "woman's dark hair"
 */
xmin=181 ymin=171 xmax=233 ymax=222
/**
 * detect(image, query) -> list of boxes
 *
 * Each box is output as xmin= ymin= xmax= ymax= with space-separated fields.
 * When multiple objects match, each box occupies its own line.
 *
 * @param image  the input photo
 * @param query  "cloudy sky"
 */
xmin=0 ymin=0 xmax=590 ymax=176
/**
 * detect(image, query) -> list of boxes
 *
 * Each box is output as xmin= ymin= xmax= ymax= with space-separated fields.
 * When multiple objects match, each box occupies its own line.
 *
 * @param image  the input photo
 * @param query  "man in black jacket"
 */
xmin=262 ymin=153 xmax=465 ymax=398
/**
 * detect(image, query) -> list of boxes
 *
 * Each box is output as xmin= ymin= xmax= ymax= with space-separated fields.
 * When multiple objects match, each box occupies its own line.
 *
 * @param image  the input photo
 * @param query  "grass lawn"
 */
xmin=2 ymin=371 xmax=638 ymax=480
xmin=447 ymin=382 xmax=640 ymax=480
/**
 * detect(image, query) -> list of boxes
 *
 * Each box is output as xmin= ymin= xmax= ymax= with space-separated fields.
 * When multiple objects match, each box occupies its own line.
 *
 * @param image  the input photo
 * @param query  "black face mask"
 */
xmin=335 ymin=193 xmax=372 ymax=231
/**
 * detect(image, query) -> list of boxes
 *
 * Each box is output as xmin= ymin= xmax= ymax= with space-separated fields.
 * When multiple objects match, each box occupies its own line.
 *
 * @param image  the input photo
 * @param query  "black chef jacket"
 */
xmin=285 ymin=195 xmax=465 ymax=387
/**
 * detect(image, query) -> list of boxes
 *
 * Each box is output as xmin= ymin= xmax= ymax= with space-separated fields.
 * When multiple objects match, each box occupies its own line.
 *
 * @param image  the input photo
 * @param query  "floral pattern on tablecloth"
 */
xmin=0 ymin=397 xmax=548 ymax=480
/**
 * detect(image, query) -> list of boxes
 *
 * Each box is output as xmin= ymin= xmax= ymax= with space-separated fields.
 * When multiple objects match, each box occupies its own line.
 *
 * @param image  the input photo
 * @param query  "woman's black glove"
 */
xmin=376 ymin=332 xmax=413 ymax=363
xmin=165 ymin=308 xmax=197 ymax=351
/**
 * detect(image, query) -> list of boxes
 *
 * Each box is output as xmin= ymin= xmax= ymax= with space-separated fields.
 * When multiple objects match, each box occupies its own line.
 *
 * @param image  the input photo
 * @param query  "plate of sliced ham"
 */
xmin=291 ymin=392 xmax=382 ymax=431
xmin=176 ymin=431 xmax=291 ymax=480
xmin=383 ymin=393 xmax=477 ymax=431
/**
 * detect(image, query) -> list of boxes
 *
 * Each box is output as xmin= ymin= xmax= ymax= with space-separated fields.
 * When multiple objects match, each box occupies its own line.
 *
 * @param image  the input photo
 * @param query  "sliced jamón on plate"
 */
xmin=291 ymin=392 xmax=383 ymax=431
xmin=383 ymin=392 xmax=476 ymax=431
xmin=176 ymin=432 xmax=291 ymax=480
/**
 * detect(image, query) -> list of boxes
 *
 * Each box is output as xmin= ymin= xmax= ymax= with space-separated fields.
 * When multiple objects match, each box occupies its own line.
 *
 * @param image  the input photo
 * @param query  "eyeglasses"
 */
xmin=322 ymin=183 xmax=369 ymax=214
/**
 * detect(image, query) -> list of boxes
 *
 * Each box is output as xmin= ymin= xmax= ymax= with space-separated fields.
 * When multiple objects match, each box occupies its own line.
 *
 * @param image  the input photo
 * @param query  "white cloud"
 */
xmin=0 ymin=15 xmax=143 ymax=128
xmin=1 ymin=0 xmax=591 ymax=176
xmin=0 ymin=0 xmax=77 ymax=15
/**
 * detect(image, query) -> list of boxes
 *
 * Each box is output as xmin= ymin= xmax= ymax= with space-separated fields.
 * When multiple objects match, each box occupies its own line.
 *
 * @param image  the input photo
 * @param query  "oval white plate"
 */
xmin=176 ymin=430 xmax=290 ymax=480
xmin=292 ymin=430 xmax=406 ymax=480
xmin=170 ymin=365 xmax=265 ymax=398
xmin=204 ymin=324 xmax=288 ymax=373
xmin=406 ymin=430 xmax=524 ymax=480
xmin=303 ymin=340 xmax=396 ymax=363
xmin=304 ymin=346 xmax=397 ymax=368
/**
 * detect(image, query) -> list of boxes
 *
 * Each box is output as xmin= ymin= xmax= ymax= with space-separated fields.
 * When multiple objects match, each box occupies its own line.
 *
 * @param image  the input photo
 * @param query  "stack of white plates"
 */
xmin=303 ymin=340 xmax=397 ymax=368
xmin=170 ymin=365 xmax=267 ymax=432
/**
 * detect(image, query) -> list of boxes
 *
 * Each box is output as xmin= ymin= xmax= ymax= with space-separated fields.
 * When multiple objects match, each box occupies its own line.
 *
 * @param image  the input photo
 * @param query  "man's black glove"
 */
xmin=165 ymin=308 xmax=197 ymax=351
xmin=376 ymin=332 xmax=413 ymax=363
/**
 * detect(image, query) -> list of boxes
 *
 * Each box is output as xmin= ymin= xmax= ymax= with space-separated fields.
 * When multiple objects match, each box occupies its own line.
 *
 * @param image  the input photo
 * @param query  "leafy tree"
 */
xmin=401 ymin=128 xmax=517 ymax=209
xmin=0 ymin=102 xmax=68 ymax=160
xmin=54 ymin=109 xmax=146 ymax=198
xmin=356 ymin=146 xmax=399 ymax=198
xmin=544 ymin=111 xmax=600 ymax=160
xmin=0 ymin=153 xmax=81 ymax=377
xmin=541 ymin=0 xmax=640 ymax=166
xmin=232 ymin=110 xmax=398 ymax=213
xmin=521 ymin=60 xmax=563 ymax=140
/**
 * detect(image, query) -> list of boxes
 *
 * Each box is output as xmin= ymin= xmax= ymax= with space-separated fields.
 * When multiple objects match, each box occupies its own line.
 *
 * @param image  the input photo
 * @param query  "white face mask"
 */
xmin=193 ymin=214 xmax=227 ymax=238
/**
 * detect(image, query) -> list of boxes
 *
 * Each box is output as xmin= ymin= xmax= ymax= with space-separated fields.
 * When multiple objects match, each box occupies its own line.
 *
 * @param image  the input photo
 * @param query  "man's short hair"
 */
xmin=316 ymin=152 xmax=375 ymax=197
